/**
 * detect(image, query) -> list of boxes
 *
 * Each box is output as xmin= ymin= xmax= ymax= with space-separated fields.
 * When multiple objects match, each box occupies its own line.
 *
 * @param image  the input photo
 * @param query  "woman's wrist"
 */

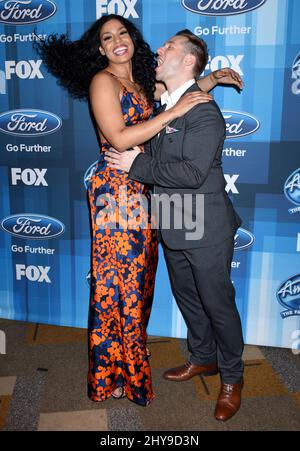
xmin=209 ymin=71 xmax=218 ymax=87
xmin=161 ymin=108 xmax=176 ymax=127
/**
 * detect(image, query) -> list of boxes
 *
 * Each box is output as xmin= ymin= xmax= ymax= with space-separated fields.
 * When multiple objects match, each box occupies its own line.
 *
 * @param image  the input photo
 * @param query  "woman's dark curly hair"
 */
xmin=34 ymin=14 xmax=156 ymax=104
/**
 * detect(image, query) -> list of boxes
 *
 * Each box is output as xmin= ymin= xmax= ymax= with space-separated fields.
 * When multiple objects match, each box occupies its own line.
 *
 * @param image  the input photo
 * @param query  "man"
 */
xmin=105 ymin=30 xmax=244 ymax=421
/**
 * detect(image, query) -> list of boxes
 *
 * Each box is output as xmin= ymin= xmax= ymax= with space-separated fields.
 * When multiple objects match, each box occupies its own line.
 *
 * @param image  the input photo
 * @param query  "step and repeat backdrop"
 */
xmin=0 ymin=0 xmax=299 ymax=349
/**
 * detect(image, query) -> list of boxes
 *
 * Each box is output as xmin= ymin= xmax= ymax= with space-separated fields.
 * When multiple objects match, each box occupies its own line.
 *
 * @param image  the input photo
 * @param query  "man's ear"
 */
xmin=99 ymin=46 xmax=106 ymax=56
xmin=184 ymin=53 xmax=196 ymax=70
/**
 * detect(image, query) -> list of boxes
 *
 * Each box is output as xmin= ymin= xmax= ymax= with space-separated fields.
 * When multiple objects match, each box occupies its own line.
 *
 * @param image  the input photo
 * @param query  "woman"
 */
xmin=36 ymin=14 xmax=242 ymax=407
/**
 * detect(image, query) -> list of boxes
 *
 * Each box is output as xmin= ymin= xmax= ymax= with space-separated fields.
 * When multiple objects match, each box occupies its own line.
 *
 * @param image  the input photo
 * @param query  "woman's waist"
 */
xmin=95 ymin=145 xmax=144 ymax=169
xmin=90 ymin=154 xmax=149 ymax=189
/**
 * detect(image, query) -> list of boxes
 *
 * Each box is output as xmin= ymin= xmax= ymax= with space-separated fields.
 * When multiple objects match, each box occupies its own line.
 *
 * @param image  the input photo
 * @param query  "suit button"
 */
xmin=168 ymin=138 xmax=173 ymax=143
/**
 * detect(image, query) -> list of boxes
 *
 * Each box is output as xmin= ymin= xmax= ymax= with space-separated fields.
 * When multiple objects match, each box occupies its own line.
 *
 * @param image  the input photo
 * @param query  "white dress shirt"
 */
xmin=160 ymin=79 xmax=196 ymax=111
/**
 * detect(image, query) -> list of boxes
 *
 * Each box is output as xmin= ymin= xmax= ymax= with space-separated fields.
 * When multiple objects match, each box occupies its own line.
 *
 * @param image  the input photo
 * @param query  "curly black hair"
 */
xmin=34 ymin=14 xmax=156 ymax=105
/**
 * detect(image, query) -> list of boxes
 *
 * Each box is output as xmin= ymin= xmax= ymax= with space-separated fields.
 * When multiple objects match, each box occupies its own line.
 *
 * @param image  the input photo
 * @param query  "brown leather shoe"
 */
xmin=163 ymin=361 xmax=218 ymax=382
xmin=215 ymin=379 xmax=244 ymax=421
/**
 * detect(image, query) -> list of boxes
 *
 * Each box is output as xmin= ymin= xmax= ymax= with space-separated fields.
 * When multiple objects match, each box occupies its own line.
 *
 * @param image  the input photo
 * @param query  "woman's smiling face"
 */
xmin=99 ymin=19 xmax=135 ymax=64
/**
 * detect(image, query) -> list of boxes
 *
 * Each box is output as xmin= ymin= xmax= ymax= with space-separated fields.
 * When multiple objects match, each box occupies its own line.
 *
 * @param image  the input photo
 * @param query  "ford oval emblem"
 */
xmin=181 ymin=0 xmax=267 ymax=16
xmin=1 ymin=214 xmax=65 ymax=239
xmin=0 ymin=0 xmax=57 ymax=25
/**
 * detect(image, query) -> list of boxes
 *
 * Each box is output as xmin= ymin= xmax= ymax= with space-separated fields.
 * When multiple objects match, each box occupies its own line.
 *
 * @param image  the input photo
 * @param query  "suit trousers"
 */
xmin=162 ymin=236 xmax=244 ymax=384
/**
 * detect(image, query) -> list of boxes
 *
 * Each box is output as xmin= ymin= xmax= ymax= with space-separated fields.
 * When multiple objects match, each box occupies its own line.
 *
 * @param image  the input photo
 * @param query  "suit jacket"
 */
xmin=128 ymin=83 xmax=242 ymax=250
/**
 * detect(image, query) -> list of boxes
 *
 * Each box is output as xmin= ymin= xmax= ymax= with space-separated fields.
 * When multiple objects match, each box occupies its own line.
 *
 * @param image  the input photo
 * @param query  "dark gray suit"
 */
xmin=129 ymin=83 xmax=244 ymax=384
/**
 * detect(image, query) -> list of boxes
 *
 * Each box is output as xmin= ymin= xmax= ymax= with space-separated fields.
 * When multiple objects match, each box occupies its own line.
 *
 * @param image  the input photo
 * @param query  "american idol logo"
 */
xmin=292 ymin=53 xmax=300 ymax=96
xmin=234 ymin=228 xmax=254 ymax=250
xmin=84 ymin=161 xmax=98 ymax=189
xmin=181 ymin=0 xmax=267 ymax=16
xmin=1 ymin=214 xmax=65 ymax=239
xmin=0 ymin=109 xmax=61 ymax=137
xmin=222 ymin=111 xmax=260 ymax=139
xmin=277 ymin=275 xmax=300 ymax=319
xmin=284 ymin=168 xmax=300 ymax=214
xmin=292 ymin=53 xmax=300 ymax=80
xmin=0 ymin=0 xmax=57 ymax=25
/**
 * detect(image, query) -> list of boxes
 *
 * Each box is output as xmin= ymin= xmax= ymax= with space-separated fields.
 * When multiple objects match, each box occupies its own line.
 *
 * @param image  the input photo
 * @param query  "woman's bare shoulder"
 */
xmin=90 ymin=70 xmax=119 ymax=94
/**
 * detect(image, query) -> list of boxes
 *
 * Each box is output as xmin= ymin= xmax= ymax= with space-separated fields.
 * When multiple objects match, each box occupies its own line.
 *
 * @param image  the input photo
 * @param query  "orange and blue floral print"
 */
xmin=87 ymin=84 xmax=158 ymax=406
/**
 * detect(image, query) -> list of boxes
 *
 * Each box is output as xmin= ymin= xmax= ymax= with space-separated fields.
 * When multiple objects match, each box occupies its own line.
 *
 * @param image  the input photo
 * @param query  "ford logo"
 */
xmin=222 ymin=111 xmax=260 ymax=139
xmin=234 ymin=228 xmax=254 ymax=250
xmin=284 ymin=168 xmax=300 ymax=206
xmin=84 ymin=161 xmax=98 ymax=190
xmin=277 ymin=275 xmax=300 ymax=318
xmin=181 ymin=0 xmax=267 ymax=16
xmin=1 ymin=214 xmax=65 ymax=239
xmin=0 ymin=109 xmax=61 ymax=137
xmin=0 ymin=0 xmax=57 ymax=25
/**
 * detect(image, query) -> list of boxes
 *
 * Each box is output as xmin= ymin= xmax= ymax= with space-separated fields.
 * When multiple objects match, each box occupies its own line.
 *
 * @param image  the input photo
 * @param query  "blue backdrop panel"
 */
xmin=0 ymin=0 xmax=299 ymax=350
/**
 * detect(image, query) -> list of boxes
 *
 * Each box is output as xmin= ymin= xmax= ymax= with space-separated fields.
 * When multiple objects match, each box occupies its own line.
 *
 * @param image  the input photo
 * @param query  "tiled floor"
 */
xmin=38 ymin=410 xmax=108 ymax=431
xmin=0 ymin=319 xmax=299 ymax=431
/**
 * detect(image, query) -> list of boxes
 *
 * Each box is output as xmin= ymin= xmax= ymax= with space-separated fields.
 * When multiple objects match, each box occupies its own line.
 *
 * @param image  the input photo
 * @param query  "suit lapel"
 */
xmin=157 ymin=121 xmax=167 ymax=149
xmin=154 ymin=82 xmax=199 ymax=158
xmin=151 ymin=103 xmax=166 ymax=156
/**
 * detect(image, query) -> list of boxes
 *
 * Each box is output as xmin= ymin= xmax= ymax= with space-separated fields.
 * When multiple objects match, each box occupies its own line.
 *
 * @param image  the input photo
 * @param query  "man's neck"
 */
xmin=165 ymin=76 xmax=195 ymax=95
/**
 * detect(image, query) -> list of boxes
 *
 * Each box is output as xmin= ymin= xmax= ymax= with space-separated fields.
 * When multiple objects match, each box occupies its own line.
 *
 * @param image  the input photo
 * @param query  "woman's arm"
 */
xmin=197 ymin=68 xmax=243 ymax=92
xmin=154 ymin=68 xmax=243 ymax=101
xmin=89 ymin=72 xmax=210 ymax=152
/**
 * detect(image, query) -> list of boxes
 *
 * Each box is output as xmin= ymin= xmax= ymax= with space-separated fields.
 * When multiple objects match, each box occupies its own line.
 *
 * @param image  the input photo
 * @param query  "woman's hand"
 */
xmin=170 ymin=91 xmax=213 ymax=119
xmin=210 ymin=68 xmax=243 ymax=90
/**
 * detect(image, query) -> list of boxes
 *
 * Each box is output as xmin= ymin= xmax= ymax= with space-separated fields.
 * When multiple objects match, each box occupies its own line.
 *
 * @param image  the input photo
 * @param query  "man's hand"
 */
xmin=104 ymin=146 xmax=142 ymax=172
xmin=211 ymin=68 xmax=244 ymax=90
